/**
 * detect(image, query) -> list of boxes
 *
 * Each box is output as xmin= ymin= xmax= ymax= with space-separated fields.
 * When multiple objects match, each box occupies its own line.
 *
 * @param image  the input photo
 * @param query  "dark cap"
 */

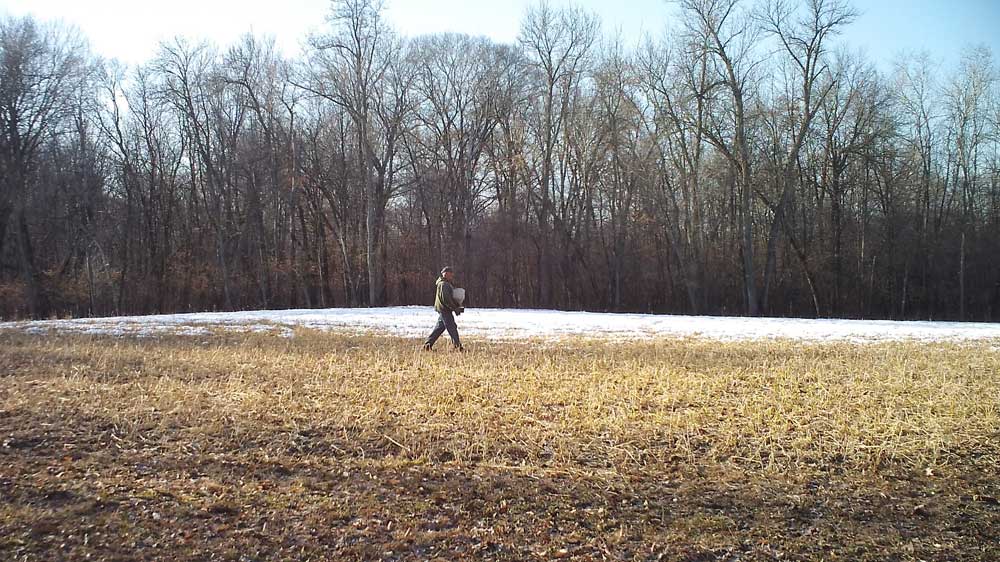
xmin=441 ymin=266 xmax=454 ymax=275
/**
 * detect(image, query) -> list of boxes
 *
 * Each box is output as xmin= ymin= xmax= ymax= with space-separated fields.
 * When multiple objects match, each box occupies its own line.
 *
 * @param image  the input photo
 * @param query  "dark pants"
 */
xmin=424 ymin=310 xmax=461 ymax=348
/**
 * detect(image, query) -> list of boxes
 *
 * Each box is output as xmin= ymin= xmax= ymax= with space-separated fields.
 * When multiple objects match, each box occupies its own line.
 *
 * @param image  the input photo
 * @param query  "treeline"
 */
xmin=1 ymin=0 xmax=998 ymax=321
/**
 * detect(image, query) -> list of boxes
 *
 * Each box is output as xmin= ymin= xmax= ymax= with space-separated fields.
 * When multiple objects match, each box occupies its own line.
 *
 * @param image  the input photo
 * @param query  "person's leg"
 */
xmin=423 ymin=314 xmax=447 ymax=349
xmin=443 ymin=311 xmax=462 ymax=349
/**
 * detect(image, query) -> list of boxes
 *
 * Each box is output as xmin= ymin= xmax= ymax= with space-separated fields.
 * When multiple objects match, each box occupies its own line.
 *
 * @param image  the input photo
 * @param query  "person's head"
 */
xmin=441 ymin=266 xmax=454 ymax=281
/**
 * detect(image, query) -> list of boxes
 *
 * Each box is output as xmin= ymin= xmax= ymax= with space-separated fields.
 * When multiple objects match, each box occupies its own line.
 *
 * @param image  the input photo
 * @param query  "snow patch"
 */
xmin=3 ymin=306 xmax=999 ymax=344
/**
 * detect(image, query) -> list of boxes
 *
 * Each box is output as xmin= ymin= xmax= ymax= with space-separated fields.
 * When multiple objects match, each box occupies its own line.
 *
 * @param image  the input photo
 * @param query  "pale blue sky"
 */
xmin=2 ymin=0 xmax=997 ymax=71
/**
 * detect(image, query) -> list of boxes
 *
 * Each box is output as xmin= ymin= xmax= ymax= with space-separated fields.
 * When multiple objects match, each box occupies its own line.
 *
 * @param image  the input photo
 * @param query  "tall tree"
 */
xmin=678 ymin=0 xmax=762 ymax=314
xmin=304 ymin=0 xmax=401 ymax=306
xmin=0 ymin=16 xmax=92 ymax=317
xmin=519 ymin=0 xmax=599 ymax=307
xmin=756 ymin=0 xmax=856 ymax=315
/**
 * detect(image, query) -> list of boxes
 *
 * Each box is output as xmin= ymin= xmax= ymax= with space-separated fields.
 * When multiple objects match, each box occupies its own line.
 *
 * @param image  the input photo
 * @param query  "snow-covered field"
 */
xmin=3 ymin=306 xmax=1000 ymax=344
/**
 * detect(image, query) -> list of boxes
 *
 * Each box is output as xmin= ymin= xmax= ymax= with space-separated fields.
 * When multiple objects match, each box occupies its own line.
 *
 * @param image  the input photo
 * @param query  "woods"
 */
xmin=1 ymin=0 xmax=998 ymax=321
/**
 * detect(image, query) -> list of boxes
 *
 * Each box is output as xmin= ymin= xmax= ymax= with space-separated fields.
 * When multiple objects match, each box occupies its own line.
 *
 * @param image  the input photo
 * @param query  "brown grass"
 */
xmin=3 ymin=331 xmax=998 ymax=472
xmin=2 ymin=330 xmax=999 ymax=561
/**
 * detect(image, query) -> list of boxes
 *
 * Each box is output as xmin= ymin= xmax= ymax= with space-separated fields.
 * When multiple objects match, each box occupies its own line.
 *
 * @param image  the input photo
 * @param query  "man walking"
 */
xmin=422 ymin=266 xmax=465 ymax=352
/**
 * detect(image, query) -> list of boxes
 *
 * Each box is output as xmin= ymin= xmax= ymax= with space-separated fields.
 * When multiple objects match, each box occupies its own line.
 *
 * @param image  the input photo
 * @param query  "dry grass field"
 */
xmin=2 ymin=330 xmax=999 ymax=561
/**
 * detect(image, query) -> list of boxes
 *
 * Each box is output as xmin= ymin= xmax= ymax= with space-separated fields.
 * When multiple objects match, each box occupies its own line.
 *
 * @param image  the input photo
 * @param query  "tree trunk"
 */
xmin=15 ymin=209 xmax=42 ymax=318
xmin=740 ymin=164 xmax=758 ymax=316
xmin=960 ymin=232 xmax=966 ymax=321
xmin=216 ymin=233 xmax=233 ymax=311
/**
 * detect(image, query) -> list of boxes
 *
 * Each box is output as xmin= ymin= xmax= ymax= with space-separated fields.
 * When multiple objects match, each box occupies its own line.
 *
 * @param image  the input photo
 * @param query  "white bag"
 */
xmin=453 ymin=287 xmax=466 ymax=306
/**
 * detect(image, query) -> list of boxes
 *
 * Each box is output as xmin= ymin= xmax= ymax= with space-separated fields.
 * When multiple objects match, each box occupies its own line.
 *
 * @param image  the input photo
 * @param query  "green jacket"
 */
xmin=434 ymin=277 xmax=460 ymax=313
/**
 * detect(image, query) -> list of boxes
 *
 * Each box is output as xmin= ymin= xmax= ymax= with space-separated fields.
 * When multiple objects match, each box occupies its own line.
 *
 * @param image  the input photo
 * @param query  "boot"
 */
xmin=421 ymin=342 xmax=433 ymax=351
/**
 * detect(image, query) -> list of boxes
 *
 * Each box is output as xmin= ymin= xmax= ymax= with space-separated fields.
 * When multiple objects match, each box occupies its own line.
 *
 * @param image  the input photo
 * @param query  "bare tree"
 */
xmin=592 ymin=38 xmax=646 ymax=309
xmin=0 ymin=16 xmax=91 ymax=316
xmin=756 ymin=0 xmax=856 ymax=315
xmin=519 ymin=0 xmax=600 ymax=307
xmin=637 ymin=33 xmax=712 ymax=313
xmin=407 ymin=34 xmax=513 ymax=288
xmin=943 ymin=45 xmax=996 ymax=319
xmin=677 ymin=0 xmax=762 ymax=314
xmin=892 ymin=51 xmax=942 ymax=316
xmin=303 ymin=0 xmax=401 ymax=306
xmin=813 ymin=51 xmax=882 ymax=314
xmin=155 ymin=39 xmax=247 ymax=310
